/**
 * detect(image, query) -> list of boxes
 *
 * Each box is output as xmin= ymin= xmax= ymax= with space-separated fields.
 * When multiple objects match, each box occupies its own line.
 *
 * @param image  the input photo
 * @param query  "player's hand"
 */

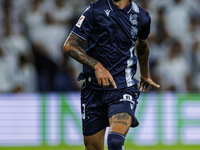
xmin=139 ymin=76 xmax=160 ymax=93
xmin=94 ymin=62 xmax=117 ymax=89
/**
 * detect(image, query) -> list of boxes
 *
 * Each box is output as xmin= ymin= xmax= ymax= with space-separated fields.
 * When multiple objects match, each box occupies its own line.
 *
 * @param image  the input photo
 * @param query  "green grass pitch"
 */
xmin=0 ymin=144 xmax=200 ymax=150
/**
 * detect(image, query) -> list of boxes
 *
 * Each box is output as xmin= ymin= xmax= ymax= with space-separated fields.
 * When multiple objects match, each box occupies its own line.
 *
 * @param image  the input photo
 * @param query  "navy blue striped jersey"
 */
xmin=72 ymin=0 xmax=151 ymax=90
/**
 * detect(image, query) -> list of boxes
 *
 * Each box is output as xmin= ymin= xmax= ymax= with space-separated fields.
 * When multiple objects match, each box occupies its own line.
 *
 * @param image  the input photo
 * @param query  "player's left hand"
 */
xmin=139 ymin=76 xmax=160 ymax=92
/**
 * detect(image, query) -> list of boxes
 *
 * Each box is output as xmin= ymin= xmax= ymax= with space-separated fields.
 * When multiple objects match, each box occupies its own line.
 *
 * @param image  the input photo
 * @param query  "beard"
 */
xmin=113 ymin=0 xmax=121 ymax=2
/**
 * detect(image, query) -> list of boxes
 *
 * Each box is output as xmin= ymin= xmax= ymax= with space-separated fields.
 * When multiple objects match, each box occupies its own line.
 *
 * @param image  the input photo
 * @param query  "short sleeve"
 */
xmin=71 ymin=3 xmax=95 ymax=40
xmin=138 ymin=13 xmax=151 ymax=41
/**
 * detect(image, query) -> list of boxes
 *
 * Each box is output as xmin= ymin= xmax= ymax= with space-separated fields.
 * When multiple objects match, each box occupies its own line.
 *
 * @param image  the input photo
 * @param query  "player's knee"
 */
xmin=107 ymin=132 xmax=125 ymax=150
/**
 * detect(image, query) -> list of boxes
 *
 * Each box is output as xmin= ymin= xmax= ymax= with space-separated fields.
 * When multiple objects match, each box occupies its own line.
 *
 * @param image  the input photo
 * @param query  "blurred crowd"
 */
xmin=0 ymin=0 xmax=199 ymax=93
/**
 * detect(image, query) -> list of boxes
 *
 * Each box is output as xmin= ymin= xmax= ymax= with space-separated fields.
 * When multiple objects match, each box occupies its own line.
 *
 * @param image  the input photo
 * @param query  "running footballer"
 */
xmin=63 ymin=0 xmax=160 ymax=150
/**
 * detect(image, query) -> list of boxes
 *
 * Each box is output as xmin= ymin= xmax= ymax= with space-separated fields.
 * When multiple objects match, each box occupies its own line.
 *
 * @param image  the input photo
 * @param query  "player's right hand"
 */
xmin=94 ymin=62 xmax=117 ymax=89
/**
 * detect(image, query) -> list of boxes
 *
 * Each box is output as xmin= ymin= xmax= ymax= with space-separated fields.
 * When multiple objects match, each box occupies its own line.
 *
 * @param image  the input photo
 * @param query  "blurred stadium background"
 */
xmin=0 ymin=0 xmax=199 ymax=149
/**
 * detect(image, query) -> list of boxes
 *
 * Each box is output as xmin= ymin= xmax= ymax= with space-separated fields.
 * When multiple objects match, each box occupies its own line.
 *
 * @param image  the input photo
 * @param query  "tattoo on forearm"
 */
xmin=67 ymin=50 xmax=98 ymax=68
xmin=136 ymin=41 xmax=150 ymax=77
xmin=64 ymin=34 xmax=98 ymax=68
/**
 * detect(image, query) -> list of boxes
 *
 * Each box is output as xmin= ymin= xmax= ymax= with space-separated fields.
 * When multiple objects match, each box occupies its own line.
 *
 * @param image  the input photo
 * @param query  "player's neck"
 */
xmin=112 ymin=0 xmax=130 ymax=9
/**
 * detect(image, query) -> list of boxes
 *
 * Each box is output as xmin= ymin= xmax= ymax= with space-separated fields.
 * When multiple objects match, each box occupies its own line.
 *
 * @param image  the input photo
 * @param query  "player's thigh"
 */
xmin=109 ymin=112 xmax=132 ymax=136
xmin=84 ymin=128 xmax=106 ymax=150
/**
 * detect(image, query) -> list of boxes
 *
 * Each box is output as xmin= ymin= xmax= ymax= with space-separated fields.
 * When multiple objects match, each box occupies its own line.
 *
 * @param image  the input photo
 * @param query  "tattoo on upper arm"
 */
xmin=69 ymin=33 xmax=83 ymax=45
xmin=65 ymin=34 xmax=98 ymax=68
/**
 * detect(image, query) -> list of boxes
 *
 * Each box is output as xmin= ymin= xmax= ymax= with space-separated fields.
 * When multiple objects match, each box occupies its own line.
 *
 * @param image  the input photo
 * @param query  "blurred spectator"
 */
xmin=165 ymin=0 xmax=194 ymax=40
xmin=32 ymin=43 xmax=57 ymax=92
xmin=32 ymin=0 xmax=73 ymax=65
xmin=53 ymin=55 xmax=79 ymax=92
xmin=25 ymin=0 xmax=46 ymax=42
xmin=196 ymin=0 xmax=200 ymax=23
xmin=15 ymin=55 xmax=38 ymax=93
xmin=185 ymin=17 xmax=200 ymax=52
xmin=149 ymin=7 xmax=170 ymax=64
xmin=191 ymin=41 xmax=200 ymax=91
xmin=0 ymin=47 xmax=15 ymax=92
xmin=0 ymin=0 xmax=200 ymax=93
xmin=157 ymin=40 xmax=191 ymax=92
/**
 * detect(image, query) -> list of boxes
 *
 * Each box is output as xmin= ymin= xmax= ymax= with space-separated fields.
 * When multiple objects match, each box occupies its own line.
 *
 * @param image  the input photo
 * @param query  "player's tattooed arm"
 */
xmin=63 ymin=33 xmax=98 ymax=68
xmin=136 ymin=40 xmax=160 ymax=92
xmin=63 ymin=33 xmax=117 ymax=89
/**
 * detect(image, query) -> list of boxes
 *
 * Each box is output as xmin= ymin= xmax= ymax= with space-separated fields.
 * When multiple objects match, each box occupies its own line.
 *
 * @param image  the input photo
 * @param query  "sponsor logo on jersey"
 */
xmin=76 ymin=15 xmax=85 ymax=28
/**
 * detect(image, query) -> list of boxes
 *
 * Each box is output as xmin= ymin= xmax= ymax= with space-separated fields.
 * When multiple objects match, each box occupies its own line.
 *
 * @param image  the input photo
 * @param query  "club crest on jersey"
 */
xmin=76 ymin=15 xmax=85 ymax=28
xmin=104 ymin=9 xmax=110 ymax=17
xmin=130 ymin=14 xmax=138 ymax=25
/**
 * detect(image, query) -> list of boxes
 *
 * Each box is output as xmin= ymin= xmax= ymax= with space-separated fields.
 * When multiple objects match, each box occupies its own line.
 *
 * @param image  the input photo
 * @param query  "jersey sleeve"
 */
xmin=138 ymin=12 xmax=151 ymax=41
xmin=71 ymin=3 xmax=95 ymax=40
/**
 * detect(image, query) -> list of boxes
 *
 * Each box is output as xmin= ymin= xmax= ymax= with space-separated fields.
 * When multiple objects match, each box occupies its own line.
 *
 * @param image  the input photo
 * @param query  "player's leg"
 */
xmin=84 ymin=128 xmax=106 ymax=150
xmin=107 ymin=113 xmax=132 ymax=150
xmin=109 ymin=112 xmax=132 ymax=135
xmin=81 ymin=85 xmax=108 ymax=150
xmin=106 ymin=85 xmax=140 ymax=150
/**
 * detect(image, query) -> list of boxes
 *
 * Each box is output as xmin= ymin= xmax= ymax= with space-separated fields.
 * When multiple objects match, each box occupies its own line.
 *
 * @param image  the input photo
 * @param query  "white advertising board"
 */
xmin=0 ymin=93 xmax=199 ymax=146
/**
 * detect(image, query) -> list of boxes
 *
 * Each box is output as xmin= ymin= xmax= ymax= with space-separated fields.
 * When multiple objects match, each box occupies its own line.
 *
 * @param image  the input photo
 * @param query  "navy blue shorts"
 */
xmin=81 ymin=83 xmax=140 ymax=136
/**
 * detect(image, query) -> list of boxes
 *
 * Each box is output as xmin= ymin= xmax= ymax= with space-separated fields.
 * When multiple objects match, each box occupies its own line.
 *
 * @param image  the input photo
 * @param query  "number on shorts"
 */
xmin=82 ymin=104 xmax=86 ymax=120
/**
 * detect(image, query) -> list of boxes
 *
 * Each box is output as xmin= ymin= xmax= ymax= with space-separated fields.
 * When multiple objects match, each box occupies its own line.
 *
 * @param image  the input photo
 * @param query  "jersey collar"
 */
xmin=108 ymin=0 xmax=139 ymax=14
